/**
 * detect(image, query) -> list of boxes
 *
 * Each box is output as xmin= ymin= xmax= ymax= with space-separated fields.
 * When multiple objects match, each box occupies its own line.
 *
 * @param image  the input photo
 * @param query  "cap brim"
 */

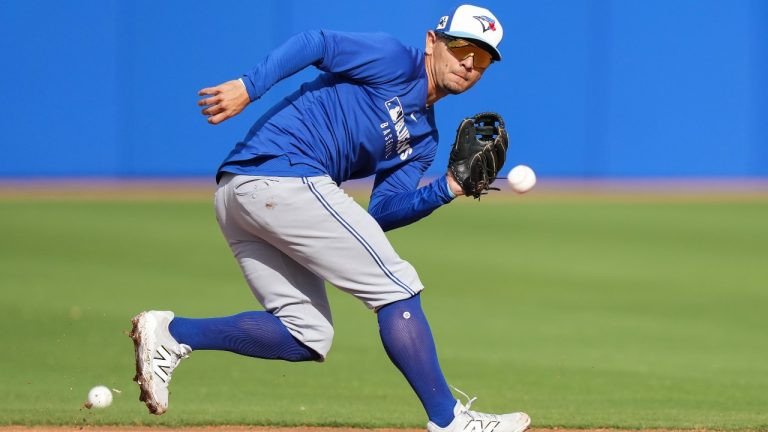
xmin=441 ymin=30 xmax=501 ymax=61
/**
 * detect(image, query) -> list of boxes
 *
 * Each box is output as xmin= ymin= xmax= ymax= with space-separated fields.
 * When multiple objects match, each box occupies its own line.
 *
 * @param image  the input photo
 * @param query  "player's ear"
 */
xmin=425 ymin=30 xmax=438 ymax=56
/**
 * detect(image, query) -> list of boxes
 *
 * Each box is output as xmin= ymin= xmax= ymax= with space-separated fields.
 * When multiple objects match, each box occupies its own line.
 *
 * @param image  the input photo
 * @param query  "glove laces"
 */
xmin=451 ymin=386 xmax=501 ymax=421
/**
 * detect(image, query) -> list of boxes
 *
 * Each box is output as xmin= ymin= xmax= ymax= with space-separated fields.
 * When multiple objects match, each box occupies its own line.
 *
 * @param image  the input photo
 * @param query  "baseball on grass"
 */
xmin=507 ymin=165 xmax=537 ymax=193
xmin=85 ymin=385 xmax=113 ymax=409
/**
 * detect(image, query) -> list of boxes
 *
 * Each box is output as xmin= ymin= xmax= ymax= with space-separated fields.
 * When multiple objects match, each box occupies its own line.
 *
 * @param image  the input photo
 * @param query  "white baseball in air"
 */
xmin=507 ymin=165 xmax=537 ymax=194
xmin=86 ymin=385 xmax=113 ymax=409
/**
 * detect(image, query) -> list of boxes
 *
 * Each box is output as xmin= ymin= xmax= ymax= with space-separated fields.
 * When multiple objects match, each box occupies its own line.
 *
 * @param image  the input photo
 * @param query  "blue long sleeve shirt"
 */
xmin=218 ymin=30 xmax=455 ymax=231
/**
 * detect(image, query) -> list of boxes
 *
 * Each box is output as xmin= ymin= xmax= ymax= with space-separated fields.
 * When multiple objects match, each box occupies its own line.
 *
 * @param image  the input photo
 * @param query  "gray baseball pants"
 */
xmin=214 ymin=173 xmax=424 ymax=358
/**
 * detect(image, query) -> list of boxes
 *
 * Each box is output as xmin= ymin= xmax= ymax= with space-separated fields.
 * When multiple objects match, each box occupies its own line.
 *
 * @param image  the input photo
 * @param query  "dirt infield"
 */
xmin=1 ymin=177 xmax=767 ymax=202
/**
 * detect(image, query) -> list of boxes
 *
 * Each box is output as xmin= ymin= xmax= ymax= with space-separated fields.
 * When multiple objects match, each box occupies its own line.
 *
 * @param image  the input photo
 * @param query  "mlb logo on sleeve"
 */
xmin=385 ymin=97 xmax=404 ymax=123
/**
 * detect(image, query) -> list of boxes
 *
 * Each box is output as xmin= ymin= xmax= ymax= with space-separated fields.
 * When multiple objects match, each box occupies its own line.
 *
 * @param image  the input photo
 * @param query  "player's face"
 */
xmin=427 ymin=32 xmax=491 ymax=95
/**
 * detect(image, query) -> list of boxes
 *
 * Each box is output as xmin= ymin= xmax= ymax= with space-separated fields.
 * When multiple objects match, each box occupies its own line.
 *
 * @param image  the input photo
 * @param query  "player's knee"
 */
xmin=289 ymin=320 xmax=334 ymax=362
xmin=285 ymin=345 xmax=322 ymax=362
xmin=312 ymin=322 xmax=335 ymax=359
xmin=275 ymin=307 xmax=334 ymax=361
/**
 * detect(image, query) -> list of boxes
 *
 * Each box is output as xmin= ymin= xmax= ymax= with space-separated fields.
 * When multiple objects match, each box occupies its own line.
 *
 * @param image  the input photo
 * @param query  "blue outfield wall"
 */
xmin=1 ymin=0 xmax=766 ymax=178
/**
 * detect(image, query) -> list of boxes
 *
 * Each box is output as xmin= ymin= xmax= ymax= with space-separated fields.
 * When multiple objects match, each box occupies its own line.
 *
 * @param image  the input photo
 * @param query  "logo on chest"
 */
xmin=380 ymin=96 xmax=413 ymax=160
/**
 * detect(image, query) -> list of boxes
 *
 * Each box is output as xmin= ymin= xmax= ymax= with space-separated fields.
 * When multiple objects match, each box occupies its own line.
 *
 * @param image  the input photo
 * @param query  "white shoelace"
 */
xmin=176 ymin=343 xmax=192 ymax=358
xmin=163 ymin=344 xmax=191 ymax=383
xmin=451 ymin=386 xmax=501 ymax=421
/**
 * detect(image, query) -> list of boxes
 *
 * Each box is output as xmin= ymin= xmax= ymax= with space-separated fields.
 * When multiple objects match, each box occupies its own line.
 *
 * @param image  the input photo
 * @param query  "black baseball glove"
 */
xmin=448 ymin=112 xmax=508 ymax=198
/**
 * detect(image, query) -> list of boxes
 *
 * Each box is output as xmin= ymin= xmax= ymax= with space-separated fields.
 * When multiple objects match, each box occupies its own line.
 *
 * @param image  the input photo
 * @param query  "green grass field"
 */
xmin=1 ymin=190 xmax=767 ymax=429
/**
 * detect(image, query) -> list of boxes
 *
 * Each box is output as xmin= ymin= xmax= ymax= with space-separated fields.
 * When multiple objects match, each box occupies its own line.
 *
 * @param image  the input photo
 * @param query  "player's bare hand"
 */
xmin=197 ymin=79 xmax=250 ymax=125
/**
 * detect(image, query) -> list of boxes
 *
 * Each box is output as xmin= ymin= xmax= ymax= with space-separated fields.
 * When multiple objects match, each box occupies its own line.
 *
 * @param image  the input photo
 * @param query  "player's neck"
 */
xmin=427 ymin=87 xmax=447 ymax=106
xmin=424 ymin=55 xmax=446 ymax=105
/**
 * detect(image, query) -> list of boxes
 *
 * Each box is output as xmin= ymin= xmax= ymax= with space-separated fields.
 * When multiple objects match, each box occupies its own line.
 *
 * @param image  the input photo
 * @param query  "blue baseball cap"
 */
xmin=435 ymin=4 xmax=504 ymax=61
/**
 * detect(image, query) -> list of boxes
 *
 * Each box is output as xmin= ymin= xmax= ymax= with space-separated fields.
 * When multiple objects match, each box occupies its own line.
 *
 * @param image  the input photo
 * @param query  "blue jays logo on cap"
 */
xmin=473 ymin=15 xmax=497 ymax=32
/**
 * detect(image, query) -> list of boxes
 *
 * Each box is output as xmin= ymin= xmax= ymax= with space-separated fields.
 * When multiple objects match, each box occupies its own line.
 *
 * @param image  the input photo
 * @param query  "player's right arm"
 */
xmin=197 ymin=79 xmax=251 ymax=125
xmin=197 ymin=30 xmax=414 ymax=125
xmin=197 ymin=31 xmax=326 ymax=125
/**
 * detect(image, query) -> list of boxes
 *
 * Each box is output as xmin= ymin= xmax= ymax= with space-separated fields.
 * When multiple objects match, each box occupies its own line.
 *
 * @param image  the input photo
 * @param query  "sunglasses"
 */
xmin=440 ymin=34 xmax=494 ymax=69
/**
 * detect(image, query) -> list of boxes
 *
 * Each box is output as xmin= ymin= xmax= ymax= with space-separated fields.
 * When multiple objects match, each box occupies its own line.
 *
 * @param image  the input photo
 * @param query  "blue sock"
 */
xmin=377 ymin=294 xmax=456 ymax=427
xmin=168 ymin=311 xmax=320 ymax=362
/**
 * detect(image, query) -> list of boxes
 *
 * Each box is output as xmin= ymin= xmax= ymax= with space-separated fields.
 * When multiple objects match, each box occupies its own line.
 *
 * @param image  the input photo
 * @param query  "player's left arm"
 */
xmin=368 ymin=152 xmax=456 ymax=232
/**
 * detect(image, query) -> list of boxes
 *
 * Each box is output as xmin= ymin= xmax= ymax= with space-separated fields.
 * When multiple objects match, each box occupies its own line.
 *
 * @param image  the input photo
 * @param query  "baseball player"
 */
xmin=130 ymin=5 xmax=529 ymax=432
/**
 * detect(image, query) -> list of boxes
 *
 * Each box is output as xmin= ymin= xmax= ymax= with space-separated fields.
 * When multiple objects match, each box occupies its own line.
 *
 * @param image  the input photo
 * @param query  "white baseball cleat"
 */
xmin=129 ymin=310 xmax=191 ymax=415
xmin=427 ymin=396 xmax=531 ymax=432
